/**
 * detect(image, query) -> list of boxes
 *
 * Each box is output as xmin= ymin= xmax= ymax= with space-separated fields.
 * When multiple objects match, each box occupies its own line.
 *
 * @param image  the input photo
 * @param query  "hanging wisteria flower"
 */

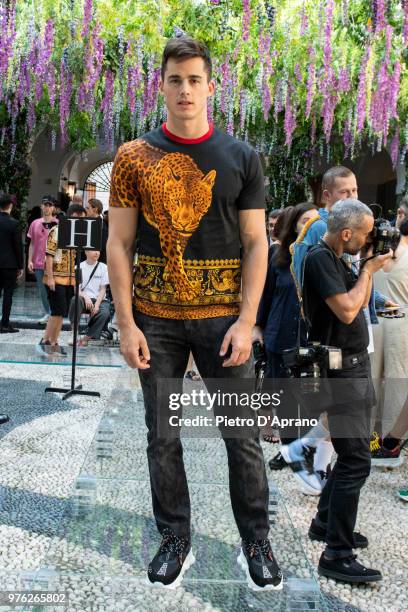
xmin=284 ymin=90 xmax=296 ymax=150
xmin=81 ymin=0 xmax=93 ymax=38
xmin=403 ymin=0 xmax=408 ymax=46
xmin=356 ymin=44 xmax=371 ymax=132
xmin=305 ymin=48 xmax=315 ymax=119
xmin=390 ymin=128 xmax=400 ymax=168
xmin=242 ymin=0 xmax=251 ymax=42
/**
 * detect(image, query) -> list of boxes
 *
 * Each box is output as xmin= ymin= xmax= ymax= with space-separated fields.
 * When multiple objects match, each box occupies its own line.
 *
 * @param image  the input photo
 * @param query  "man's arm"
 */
xmin=28 ymin=241 xmax=34 ymax=272
xmin=45 ymin=254 xmax=55 ymax=290
xmin=326 ymin=254 xmax=392 ymax=324
xmin=107 ymin=208 xmax=150 ymax=369
xmin=220 ymin=209 xmax=268 ymax=366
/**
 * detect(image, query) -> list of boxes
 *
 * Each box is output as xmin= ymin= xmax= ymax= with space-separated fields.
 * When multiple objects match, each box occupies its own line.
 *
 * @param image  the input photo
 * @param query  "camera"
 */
xmin=369 ymin=217 xmax=400 ymax=255
xmin=282 ymin=343 xmax=342 ymax=379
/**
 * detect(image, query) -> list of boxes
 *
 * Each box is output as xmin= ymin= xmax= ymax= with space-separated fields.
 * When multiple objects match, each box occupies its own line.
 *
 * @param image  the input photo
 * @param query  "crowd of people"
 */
xmin=0 ymin=193 xmax=112 ymax=353
xmin=258 ymin=172 xmax=408 ymax=514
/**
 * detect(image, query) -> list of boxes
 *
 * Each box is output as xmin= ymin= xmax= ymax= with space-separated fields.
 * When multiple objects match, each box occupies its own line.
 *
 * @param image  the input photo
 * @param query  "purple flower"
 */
xmin=403 ymin=0 xmax=408 ymax=46
xmin=242 ymin=0 xmax=251 ymax=42
xmin=284 ymin=90 xmax=296 ymax=149
xmin=305 ymin=51 xmax=315 ymax=119
xmin=81 ymin=0 xmax=93 ymax=39
xmin=300 ymin=2 xmax=308 ymax=36
xmin=356 ymin=45 xmax=371 ymax=132
xmin=390 ymin=127 xmax=400 ymax=168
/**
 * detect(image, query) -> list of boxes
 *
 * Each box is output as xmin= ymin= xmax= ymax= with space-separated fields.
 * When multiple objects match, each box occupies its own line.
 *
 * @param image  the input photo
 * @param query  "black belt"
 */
xmin=341 ymin=350 xmax=369 ymax=369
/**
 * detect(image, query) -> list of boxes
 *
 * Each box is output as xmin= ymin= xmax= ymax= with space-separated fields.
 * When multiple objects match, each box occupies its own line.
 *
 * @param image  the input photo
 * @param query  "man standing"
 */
xmin=27 ymin=195 xmax=58 ymax=325
xmin=0 ymin=193 xmax=23 ymax=334
xmin=108 ymin=37 xmax=282 ymax=591
xmin=39 ymin=204 xmax=86 ymax=355
xmin=302 ymin=200 xmax=391 ymax=583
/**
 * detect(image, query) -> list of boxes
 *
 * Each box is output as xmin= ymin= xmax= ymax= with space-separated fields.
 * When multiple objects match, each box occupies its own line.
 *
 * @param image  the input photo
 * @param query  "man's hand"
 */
xmin=91 ymin=303 xmax=100 ymax=316
xmin=364 ymin=250 xmax=394 ymax=275
xmin=46 ymin=275 xmax=55 ymax=291
xmin=220 ymin=318 xmax=253 ymax=367
xmin=120 ymin=323 xmax=150 ymax=369
xmin=17 ymin=269 xmax=24 ymax=280
xmin=28 ymin=260 xmax=34 ymax=273
xmin=252 ymin=325 xmax=263 ymax=345
xmin=84 ymin=296 xmax=93 ymax=311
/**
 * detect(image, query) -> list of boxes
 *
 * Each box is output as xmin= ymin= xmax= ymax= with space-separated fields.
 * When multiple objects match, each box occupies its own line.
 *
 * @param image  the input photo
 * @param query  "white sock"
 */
xmin=314 ymin=440 xmax=334 ymax=472
xmin=300 ymin=421 xmax=330 ymax=448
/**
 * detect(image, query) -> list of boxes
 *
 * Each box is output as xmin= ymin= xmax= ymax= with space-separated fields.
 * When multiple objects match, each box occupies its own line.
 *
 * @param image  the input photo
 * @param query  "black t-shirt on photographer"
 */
xmin=303 ymin=241 xmax=368 ymax=356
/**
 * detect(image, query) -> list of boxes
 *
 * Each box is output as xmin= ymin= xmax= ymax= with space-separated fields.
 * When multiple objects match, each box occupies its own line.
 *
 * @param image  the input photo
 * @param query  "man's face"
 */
xmin=343 ymin=215 xmax=374 ymax=255
xmin=41 ymin=202 xmax=54 ymax=216
xmin=86 ymin=250 xmax=100 ymax=262
xmin=324 ymin=175 xmax=358 ymax=207
xmin=396 ymin=205 xmax=408 ymax=229
xmin=267 ymin=216 xmax=278 ymax=236
xmin=159 ymin=57 xmax=215 ymax=122
xmin=86 ymin=205 xmax=98 ymax=218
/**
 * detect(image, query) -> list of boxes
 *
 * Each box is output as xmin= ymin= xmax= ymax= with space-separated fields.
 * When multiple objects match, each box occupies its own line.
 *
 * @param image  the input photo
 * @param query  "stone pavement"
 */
xmin=0 ymin=329 xmax=406 ymax=611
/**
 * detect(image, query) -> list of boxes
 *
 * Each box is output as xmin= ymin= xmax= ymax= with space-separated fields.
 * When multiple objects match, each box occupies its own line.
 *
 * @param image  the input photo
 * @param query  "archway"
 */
xmin=83 ymin=161 xmax=114 ymax=209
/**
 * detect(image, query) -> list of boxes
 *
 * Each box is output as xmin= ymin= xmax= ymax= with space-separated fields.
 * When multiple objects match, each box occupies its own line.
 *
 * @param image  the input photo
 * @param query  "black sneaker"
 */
xmin=268 ymin=451 xmax=287 ymax=471
xmin=0 ymin=325 xmax=19 ymax=333
xmin=147 ymin=529 xmax=194 ymax=588
xmin=318 ymin=552 xmax=382 ymax=583
xmin=308 ymin=519 xmax=368 ymax=549
xmin=36 ymin=339 xmax=52 ymax=355
xmin=238 ymin=539 xmax=283 ymax=591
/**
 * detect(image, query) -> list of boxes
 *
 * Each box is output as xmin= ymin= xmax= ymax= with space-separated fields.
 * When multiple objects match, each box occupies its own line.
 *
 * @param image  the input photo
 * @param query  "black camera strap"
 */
xmin=299 ymin=240 xmax=334 ymax=347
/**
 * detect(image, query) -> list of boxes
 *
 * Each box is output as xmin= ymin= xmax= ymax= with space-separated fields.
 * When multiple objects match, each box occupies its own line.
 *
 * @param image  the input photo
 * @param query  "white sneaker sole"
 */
xmin=280 ymin=446 xmax=322 ymax=496
xmin=371 ymin=456 xmax=403 ymax=468
xmin=146 ymin=549 xmax=195 ymax=589
xmin=237 ymin=549 xmax=283 ymax=591
xmin=397 ymin=491 xmax=408 ymax=502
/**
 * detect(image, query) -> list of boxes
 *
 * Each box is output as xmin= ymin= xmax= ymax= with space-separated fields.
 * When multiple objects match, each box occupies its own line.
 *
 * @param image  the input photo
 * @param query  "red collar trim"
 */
xmin=162 ymin=123 xmax=214 ymax=144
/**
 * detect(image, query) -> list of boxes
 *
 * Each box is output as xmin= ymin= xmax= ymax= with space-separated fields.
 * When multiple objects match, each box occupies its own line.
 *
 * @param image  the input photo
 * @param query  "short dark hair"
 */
xmin=0 ymin=193 xmax=13 ymax=210
xmin=267 ymin=209 xmax=282 ymax=220
xmin=161 ymin=37 xmax=212 ymax=80
xmin=67 ymin=204 xmax=86 ymax=217
xmin=88 ymin=198 xmax=103 ymax=215
xmin=322 ymin=166 xmax=355 ymax=192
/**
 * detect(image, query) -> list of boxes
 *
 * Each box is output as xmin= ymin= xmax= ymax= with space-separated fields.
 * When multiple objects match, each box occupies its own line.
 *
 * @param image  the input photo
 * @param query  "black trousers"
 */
xmin=0 ymin=268 xmax=17 ymax=326
xmin=315 ymin=355 xmax=373 ymax=559
xmin=135 ymin=311 xmax=270 ymax=541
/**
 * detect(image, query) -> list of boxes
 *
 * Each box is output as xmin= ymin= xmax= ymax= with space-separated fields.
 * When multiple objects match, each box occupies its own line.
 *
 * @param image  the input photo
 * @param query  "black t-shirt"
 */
xmin=303 ymin=241 xmax=368 ymax=356
xmin=110 ymin=124 xmax=265 ymax=319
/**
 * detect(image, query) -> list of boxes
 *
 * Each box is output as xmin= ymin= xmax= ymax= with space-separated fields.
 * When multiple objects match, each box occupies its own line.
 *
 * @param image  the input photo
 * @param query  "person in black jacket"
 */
xmin=0 ymin=193 xmax=24 ymax=333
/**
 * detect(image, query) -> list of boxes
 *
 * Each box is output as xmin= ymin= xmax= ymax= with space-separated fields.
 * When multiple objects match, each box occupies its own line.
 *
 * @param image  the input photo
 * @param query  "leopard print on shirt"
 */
xmin=110 ymin=140 xmax=216 ymax=301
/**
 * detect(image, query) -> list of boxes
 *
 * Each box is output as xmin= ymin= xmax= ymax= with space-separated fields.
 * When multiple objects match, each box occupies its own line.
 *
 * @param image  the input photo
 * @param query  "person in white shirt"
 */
xmin=68 ymin=249 xmax=110 ymax=346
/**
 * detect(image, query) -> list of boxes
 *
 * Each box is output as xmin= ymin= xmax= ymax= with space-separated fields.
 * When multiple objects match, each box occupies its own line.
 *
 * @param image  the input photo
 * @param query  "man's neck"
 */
xmin=43 ymin=214 xmax=53 ymax=222
xmin=165 ymin=116 xmax=210 ymax=140
xmin=322 ymin=233 xmax=343 ymax=258
xmin=1 ymin=208 xmax=11 ymax=215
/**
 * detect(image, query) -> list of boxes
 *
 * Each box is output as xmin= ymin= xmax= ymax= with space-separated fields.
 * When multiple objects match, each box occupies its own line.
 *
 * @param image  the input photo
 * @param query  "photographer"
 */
xmin=302 ymin=199 xmax=392 ymax=583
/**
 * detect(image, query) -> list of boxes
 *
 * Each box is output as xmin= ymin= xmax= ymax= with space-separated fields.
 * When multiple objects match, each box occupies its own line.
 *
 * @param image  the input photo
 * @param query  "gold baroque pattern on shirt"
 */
xmin=134 ymin=255 xmax=242 ymax=306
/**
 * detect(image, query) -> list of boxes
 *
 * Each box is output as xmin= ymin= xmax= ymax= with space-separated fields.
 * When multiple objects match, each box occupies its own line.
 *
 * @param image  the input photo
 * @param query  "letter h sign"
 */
xmin=58 ymin=217 xmax=102 ymax=251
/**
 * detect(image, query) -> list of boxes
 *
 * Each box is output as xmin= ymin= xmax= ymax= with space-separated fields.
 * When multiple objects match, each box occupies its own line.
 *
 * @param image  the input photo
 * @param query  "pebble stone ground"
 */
xmin=0 ymin=328 xmax=407 ymax=612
